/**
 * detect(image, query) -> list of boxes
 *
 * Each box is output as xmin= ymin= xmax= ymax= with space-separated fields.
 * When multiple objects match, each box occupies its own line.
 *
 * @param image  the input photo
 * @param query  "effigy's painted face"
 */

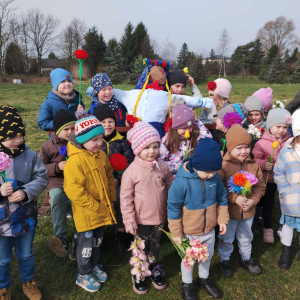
xmin=149 ymin=66 xmax=166 ymax=85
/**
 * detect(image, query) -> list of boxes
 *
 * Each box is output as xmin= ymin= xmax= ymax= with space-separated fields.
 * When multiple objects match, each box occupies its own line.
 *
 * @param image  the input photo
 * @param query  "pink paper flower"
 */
xmin=223 ymin=112 xmax=242 ymax=129
xmin=0 ymin=152 xmax=12 ymax=172
xmin=285 ymin=114 xmax=292 ymax=125
xmin=244 ymin=171 xmax=258 ymax=185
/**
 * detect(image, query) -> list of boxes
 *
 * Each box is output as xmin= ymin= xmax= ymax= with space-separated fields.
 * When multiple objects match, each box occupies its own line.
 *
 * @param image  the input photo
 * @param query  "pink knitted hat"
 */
xmin=127 ymin=122 xmax=161 ymax=155
xmin=171 ymin=104 xmax=194 ymax=129
xmin=253 ymin=87 xmax=273 ymax=111
xmin=214 ymin=78 xmax=232 ymax=99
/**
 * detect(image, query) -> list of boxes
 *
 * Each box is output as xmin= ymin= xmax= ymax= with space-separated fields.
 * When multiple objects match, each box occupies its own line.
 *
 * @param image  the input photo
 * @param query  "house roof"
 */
xmin=41 ymin=59 xmax=66 ymax=68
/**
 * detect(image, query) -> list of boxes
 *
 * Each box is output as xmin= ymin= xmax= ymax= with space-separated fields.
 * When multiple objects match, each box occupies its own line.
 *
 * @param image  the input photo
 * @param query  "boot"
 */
xmin=263 ymin=228 xmax=274 ymax=244
xmin=149 ymin=264 xmax=166 ymax=289
xmin=198 ymin=277 xmax=222 ymax=298
xmin=278 ymin=245 xmax=292 ymax=270
xmin=219 ymin=260 xmax=232 ymax=277
xmin=48 ymin=235 xmax=68 ymax=258
xmin=69 ymin=238 xmax=77 ymax=260
xmin=132 ymin=276 xmax=147 ymax=294
xmin=22 ymin=280 xmax=42 ymax=300
xmin=0 ymin=288 xmax=11 ymax=300
xmin=181 ymin=282 xmax=196 ymax=300
xmin=116 ymin=230 xmax=127 ymax=253
xmin=240 ymin=258 xmax=263 ymax=274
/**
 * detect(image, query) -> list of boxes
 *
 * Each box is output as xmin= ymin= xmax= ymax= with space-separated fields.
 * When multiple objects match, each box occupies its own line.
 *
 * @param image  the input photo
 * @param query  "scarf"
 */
xmin=243 ymin=118 xmax=266 ymax=129
xmin=0 ymin=140 xmax=26 ymax=158
xmin=94 ymin=95 xmax=119 ymax=111
xmin=103 ymin=130 xmax=117 ymax=143
xmin=52 ymin=89 xmax=76 ymax=104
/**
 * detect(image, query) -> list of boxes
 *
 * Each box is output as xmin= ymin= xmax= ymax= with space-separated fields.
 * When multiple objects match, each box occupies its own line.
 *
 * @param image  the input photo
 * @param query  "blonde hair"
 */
xmin=291 ymin=136 xmax=300 ymax=150
xmin=216 ymin=95 xmax=231 ymax=112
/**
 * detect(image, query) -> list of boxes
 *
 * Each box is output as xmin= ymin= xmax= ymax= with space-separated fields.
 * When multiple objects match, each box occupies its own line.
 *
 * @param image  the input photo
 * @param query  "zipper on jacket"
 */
xmin=151 ymin=170 xmax=161 ymax=220
xmin=202 ymin=179 xmax=207 ymax=235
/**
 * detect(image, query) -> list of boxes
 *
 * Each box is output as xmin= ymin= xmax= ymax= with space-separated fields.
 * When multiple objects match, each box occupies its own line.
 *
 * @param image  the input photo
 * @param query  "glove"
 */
xmin=202 ymin=97 xmax=213 ymax=109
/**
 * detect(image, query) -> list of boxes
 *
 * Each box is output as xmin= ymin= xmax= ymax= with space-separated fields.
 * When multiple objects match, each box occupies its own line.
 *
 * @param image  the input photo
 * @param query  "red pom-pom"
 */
xmin=207 ymin=81 xmax=217 ymax=91
xmin=109 ymin=153 xmax=128 ymax=173
xmin=145 ymin=81 xmax=164 ymax=91
xmin=161 ymin=61 xmax=167 ymax=68
xmin=150 ymin=59 xmax=153 ymax=64
xmin=258 ymin=127 xmax=265 ymax=133
xmin=126 ymin=115 xmax=140 ymax=128
xmin=74 ymin=49 xmax=88 ymax=59
xmin=164 ymin=117 xmax=172 ymax=133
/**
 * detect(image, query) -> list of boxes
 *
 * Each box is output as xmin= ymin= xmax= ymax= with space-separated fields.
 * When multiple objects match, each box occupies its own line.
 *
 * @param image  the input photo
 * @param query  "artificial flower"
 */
xmin=59 ymin=146 xmax=68 ymax=159
xmin=228 ymin=171 xmax=258 ymax=197
xmin=184 ymin=130 xmax=190 ymax=139
xmin=285 ymin=114 xmax=292 ymax=125
xmin=207 ymin=81 xmax=217 ymax=91
xmin=0 ymin=152 xmax=12 ymax=183
xmin=109 ymin=153 xmax=128 ymax=173
xmin=233 ymin=173 xmax=247 ymax=186
xmin=164 ymin=117 xmax=172 ymax=133
xmin=183 ymin=67 xmax=189 ymax=74
xmin=223 ymin=112 xmax=242 ymax=129
xmin=74 ymin=49 xmax=88 ymax=60
xmin=161 ymin=61 xmax=167 ymax=68
xmin=272 ymin=141 xmax=279 ymax=149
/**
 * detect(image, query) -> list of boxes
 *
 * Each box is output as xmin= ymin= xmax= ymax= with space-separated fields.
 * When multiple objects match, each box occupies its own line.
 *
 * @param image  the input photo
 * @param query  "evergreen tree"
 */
xmin=48 ymin=52 xmax=58 ymax=59
xmin=119 ymin=22 xmax=135 ymax=70
xmin=4 ymin=42 xmax=25 ymax=74
xmin=106 ymin=38 xmax=118 ymax=56
xmin=284 ymin=49 xmax=290 ymax=63
xmin=192 ymin=55 xmax=207 ymax=84
xmin=265 ymin=57 xmax=287 ymax=84
xmin=128 ymin=55 xmax=144 ymax=84
xmin=98 ymin=32 xmax=107 ymax=64
xmin=177 ymin=43 xmax=189 ymax=69
xmin=289 ymin=47 xmax=299 ymax=64
xmin=209 ymin=49 xmax=216 ymax=61
xmin=267 ymin=45 xmax=279 ymax=63
xmin=259 ymin=44 xmax=279 ymax=80
xmin=290 ymin=57 xmax=300 ymax=83
xmin=132 ymin=22 xmax=148 ymax=57
xmin=250 ymin=39 xmax=264 ymax=74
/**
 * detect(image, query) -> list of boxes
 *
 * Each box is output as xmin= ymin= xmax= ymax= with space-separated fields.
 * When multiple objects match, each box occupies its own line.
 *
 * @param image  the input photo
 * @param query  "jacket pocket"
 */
xmin=182 ymin=207 xmax=204 ymax=234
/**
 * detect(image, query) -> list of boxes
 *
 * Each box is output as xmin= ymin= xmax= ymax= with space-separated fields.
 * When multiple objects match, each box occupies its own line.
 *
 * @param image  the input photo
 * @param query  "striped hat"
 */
xmin=75 ymin=115 xmax=105 ymax=144
xmin=127 ymin=122 xmax=161 ymax=155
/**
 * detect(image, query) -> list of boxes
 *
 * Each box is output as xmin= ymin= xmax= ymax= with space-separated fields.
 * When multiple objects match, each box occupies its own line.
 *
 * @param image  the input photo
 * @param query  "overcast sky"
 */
xmin=13 ymin=0 xmax=300 ymax=58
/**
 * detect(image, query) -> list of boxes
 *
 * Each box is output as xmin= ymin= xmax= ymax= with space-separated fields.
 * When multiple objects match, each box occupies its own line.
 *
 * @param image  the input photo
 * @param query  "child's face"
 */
xmin=196 ymin=170 xmax=217 ymax=180
xmin=1 ymin=134 xmax=24 ymax=149
xmin=139 ymin=141 xmax=159 ymax=162
xmin=57 ymin=80 xmax=73 ymax=95
xmin=270 ymin=124 xmax=288 ymax=138
xmin=98 ymin=86 xmax=113 ymax=103
xmin=247 ymin=111 xmax=261 ymax=125
xmin=170 ymin=83 xmax=185 ymax=95
xmin=57 ymin=123 xmax=75 ymax=141
xmin=214 ymin=118 xmax=226 ymax=132
xmin=177 ymin=126 xmax=193 ymax=138
xmin=231 ymin=144 xmax=251 ymax=161
xmin=83 ymin=135 xmax=103 ymax=153
xmin=100 ymin=118 xmax=116 ymax=136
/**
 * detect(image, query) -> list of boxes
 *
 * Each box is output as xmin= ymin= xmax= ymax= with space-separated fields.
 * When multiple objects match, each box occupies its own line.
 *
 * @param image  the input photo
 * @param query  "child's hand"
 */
xmin=220 ymin=151 xmax=224 ymax=157
xmin=235 ymin=195 xmax=247 ymax=208
xmin=125 ymin=120 xmax=130 ymax=127
xmin=264 ymin=162 xmax=273 ymax=171
xmin=58 ymin=161 xmax=66 ymax=170
xmin=219 ymin=224 xmax=227 ymax=235
xmin=114 ymin=179 xmax=119 ymax=188
xmin=186 ymin=74 xmax=195 ymax=86
xmin=0 ymin=182 xmax=13 ymax=197
xmin=172 ymin=237 xmax=182 ymax=245
xmin=8 ymin=190 xmax=26 ymax=202
xmin=242 ymin=199 xmax=254 ymax=211
xmin=128 ymin=229 xmax=137 ymax=236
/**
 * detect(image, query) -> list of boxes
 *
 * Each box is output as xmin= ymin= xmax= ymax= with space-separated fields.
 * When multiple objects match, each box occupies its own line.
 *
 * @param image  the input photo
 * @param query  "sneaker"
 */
xmin=181 ymin=282 xmax=196 ymax=300
xmin=263 ymin=228 xmax=274 ymax=244
xmin=0 ymin=288 xmax=11 ymax=300
xmin=198 ymin=277 xmax=222 ymax=298
xmin=240 ymin=258 xmax=263 ymax=274
xmin=149 ymin=264 xmax=166 ymax=289
xmin=132 ymin=276 xmax=147 ymax=295
xmin=69 ymin=238 xmax=77 ymax=261
xmin=48 ymin=235 xmax=68 ymax=258
xmin=92 ymin=265 xmax=108 ymax=283
xmin=219 ymin=260 xmax=232 ymax=277
xmin=76 ymin=274 xmax=101 ymax=292
xmin=116 ymin=231 xmax=127 ymax=253
xmin=22 ymin=280 xmax=42 ymax=300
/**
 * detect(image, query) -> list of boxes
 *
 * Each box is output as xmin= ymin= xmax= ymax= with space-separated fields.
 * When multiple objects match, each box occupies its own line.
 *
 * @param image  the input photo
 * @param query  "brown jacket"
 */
xmin=218 ymin=152 xmax=266 ymax=220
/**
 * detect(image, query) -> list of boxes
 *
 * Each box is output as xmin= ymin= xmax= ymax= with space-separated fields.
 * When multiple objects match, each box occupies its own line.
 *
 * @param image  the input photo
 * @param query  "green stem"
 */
xmin=1 ymin=171 xmax=7 ymax=183
xmin=78 ymin=59 xmax=84 ymax=105
xmin=264 ymin=148 xmax=275 ymax=195
xmin=222 ymin=139 xmax=226 ymax=152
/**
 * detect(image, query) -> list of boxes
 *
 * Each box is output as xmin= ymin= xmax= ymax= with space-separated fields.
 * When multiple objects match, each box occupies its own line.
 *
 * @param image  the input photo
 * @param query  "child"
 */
xmin=38 ymin=68 xmax=84 ymax=132
xmin=274 ymin=109 xmax=300 ymax=270
xmin=243 ymin=96 xmax=266 ymax=130
xmin=160 ymin=101 xmax=212 ymax=177
xmin=120 ymin=122 xmax=173 ymax=294
xmin=218 ymin=124 xmax=265 ymax=277
xmin=63 ymin=112 xmax=116 ymax=292
xmin=199 ymin=78 xmax=232 ymax=124
xmin=93 ymin=106 xmax=133 ymax=253
xmin=0 ymin=105 xmax=48 ymax=300
xmin=253 ymin=108 xmax=291 ymax=243
xmin=39 ymin=109 xmax=77 ymax=258
xmin=88 ymin=73 xmax=127 ymax=127
xmin=167 ymin=137 xmax=229 ymax=299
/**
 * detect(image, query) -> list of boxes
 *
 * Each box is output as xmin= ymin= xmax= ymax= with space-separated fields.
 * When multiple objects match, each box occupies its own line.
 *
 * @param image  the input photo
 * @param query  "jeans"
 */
xmin=181 ymin=229 xmax=215 ymax=283
xmin=0 ymin=230 xmax=35 ymax=289
xmin=218 ymin=217 xmax=254 ymax=261
xmin=49 ymin=188 xmax=72 ymax=237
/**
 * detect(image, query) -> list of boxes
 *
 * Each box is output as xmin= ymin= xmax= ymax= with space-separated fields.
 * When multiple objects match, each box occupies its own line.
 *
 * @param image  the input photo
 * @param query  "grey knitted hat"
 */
xmin=217 ymin=103 xmax=248 ymax=122
xmin=244 ymin=96 xmax=264 ymax=114
xmin=266 ymin=108 xmax=292 ymax=129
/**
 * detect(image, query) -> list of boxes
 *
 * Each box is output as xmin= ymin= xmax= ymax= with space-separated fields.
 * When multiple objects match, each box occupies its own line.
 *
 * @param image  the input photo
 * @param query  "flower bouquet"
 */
xmin=227 ymin=171 xmax=258 ymax=197
xmin=109 ymin=153 xmax=128 ymax=175
xmin=247 ymin=124 xmax=264 ymax=139
xmin=272 ymin=100 xmax=285 ymax=109
xmin=59 ymin=146 xmax=68 ymax=161
xmin=0 ymin=152 xmax=12 ymax=183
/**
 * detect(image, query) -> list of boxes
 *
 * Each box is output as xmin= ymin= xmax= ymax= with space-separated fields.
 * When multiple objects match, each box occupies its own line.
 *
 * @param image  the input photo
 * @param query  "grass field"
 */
xmin=1 ymin=76 xmax=300 ymax=299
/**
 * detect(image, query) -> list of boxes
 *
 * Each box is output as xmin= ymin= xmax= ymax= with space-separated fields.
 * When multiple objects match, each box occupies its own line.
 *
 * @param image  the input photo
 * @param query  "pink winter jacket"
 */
xmin=120 ymin=156 xmax=173 ymax=232
xmin=252 ymin=129 xmax=291 ymax=183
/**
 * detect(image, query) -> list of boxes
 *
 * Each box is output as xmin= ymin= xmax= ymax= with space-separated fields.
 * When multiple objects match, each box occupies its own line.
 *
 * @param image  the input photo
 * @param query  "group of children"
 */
xmin=1 ymin=65 xmax=300 ymax=300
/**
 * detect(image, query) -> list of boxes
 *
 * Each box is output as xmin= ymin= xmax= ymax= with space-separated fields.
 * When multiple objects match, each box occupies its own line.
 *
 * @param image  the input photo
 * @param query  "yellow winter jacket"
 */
xmin=64 ymin=142 xmax=116 ymax=232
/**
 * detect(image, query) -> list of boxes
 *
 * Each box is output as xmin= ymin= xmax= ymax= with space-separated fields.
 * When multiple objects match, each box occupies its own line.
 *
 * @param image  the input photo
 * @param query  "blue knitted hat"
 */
xmin=50 ymin=68 xmax=73 ymax=90
xmin=91 ymin=73 xmax=113 ymax=96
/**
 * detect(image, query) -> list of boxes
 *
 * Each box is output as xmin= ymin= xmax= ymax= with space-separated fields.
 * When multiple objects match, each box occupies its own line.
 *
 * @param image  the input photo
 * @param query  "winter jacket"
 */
xmin=37 ymin=89 xmax=84 ymax=131
xmin=101 ymin=131 xmax=133 ymax=182
xmin=252 ymin=129 xmax=291 ymax=183
xmin=274 ymin=139 xmax=300 ymax=217
xmin=286 ymin=91 xmax=300 ymax=115
xmin=218 ymin=152 xmax=265 ymax=220
xmin=167 ymin=159 xmax=229 ymax=238
xmin=39 ymin=133 xmax=68 ymax=193
xmin=159 ymin=120 xmax=212 ymax=176
xmin=63 ymin=142 xmax=116 ymax=233
xmin=0 ymin=145 xmax=48 ymax=237
xmin=199 ymin=101 xmax=231 ymax=124
xmin=211 ymin=129 xmax=227 ymax=155
xmin=120 ymin=156 xmax=173 ymax=233
xmin=190 ymin=85 xmax=202 ymax=97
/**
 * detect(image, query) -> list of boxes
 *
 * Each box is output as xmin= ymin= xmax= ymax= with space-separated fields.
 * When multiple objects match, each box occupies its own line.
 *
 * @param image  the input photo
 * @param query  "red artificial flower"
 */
xmin=150 ymin=59 xmax=153 ymax=64
xmin=161 ymin=61 xmax=167 ymax=68
xmin=74 ymin=49 xmax=88 ymax=60
xmin=164 ymin=117 xmax=172 ymax=133
xmin=126 ymin=115 xmax=140 ymax=128
xmin=145 ymin=81 xmax=164 ymax=91
xmin=110 ymin=153 xmax=128 ymax=173
xmin=207 ymin=81 xmax=217 ymax=91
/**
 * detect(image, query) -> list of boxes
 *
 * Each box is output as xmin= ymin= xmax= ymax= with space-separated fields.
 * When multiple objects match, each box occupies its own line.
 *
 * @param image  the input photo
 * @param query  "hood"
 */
xmin=260 ymin=129 xmax=291 ymax=143
xmin=175 ymin=157 xmax=200 ymax=179
xmin=50 ymin=132 xmax=68 ymax=145
xmin=67 ymin=141 xmax=95 ymax=158
xmin=223 ymin=151 xmax=256 ymax=164
xmin=47 ymin=89 xmax=79 ymax=101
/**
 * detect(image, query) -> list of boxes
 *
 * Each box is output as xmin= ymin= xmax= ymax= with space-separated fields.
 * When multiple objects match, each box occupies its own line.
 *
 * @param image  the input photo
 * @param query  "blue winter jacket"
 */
xmin=167 ymin=158 xmax=229 ymax=238
xmin=37 ymin=90 xmax=84 ymax=131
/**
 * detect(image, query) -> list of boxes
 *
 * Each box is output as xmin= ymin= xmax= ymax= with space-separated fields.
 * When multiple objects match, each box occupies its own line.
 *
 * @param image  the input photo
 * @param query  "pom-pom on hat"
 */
xmin=93 ymin=106 xmax=117 ymax=123
xmin=292 ymin=109 xmax=300 ymax=138
xmin=226 ymin=124 xmax=251 ymax=152
xmin=214 ymin=78 xmax=232 ymax=99
xmin=253 ymin=87 xmax=273 ymax=111
xmin=127 ymin=122 xmax=161 ymax=155
xmin=169 ymin=70 xmax=187 ymax=87
xmin=53 ymin=109 xmax=77 ymax=135
xmin=266 ymin=108 xmax=291 ymax=129
xmin=91 ymin=73 xmax=113 ymax=96
xmin=50 ymin=68 xmax=73 ymax=91
xmin=218 ymin=103 xmax=248 ymax=122
xmin=171 ymin=104 xmax=194 ymax=129
xmin=244 ymin=96 xmax=264 ymax=114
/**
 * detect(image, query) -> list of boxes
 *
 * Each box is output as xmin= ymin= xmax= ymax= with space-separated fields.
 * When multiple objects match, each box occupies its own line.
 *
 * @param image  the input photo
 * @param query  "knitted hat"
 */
xmin=218 ymin=103 xmax=248 ymax=122
xmin=244 ymin=96 xmax=264 ymax=114
xmin=214 ymin=78 xmax=232 ymax=99
xmin=169 ymin=70 xmax=187 ymax=87
xmin=91 ymin=73 xmax=113 ymax=96
xmin=186 ymin=137 xmax=222 ymax=172
xmin=171 ymin=104 xmax=194 ymax=129
xmin=292 ymin=109 xmax=300 ymax=138
xmin=50 ymin=68 xmax=73 ymax=90
xmin=253 ymin=87 xmax=273 ymax=111
xmin=93 ymin=106 xmax=117 ymax=123
xmin=127 ymin=122 xmax=161 ymax=155
xmin=0 ymin=105 xmax=25 ymax=142
xmin=75 ymin=115 xmax=105 ymax=144
xmin=266 ymin=108 xmax=292 ymax=129
xmin=226 ymin=124 xmax=251 ymax=152
xmin=53 ymin=109 xmax=77 ymax=135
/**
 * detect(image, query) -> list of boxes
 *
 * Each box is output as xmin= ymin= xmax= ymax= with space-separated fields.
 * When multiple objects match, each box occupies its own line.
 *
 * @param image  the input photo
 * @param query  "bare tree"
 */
xmin=25 ymin=9 xmax=60 ymax=76
xmin=19 ymin=15 xmax=30 ymax=76
xmin=218 ymin=28 xmax=230 ymax=78
xmin=257 ymin=16 xmax=299 ymax=56
xmin=159 ymin=38 xmax=177 ymax=63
